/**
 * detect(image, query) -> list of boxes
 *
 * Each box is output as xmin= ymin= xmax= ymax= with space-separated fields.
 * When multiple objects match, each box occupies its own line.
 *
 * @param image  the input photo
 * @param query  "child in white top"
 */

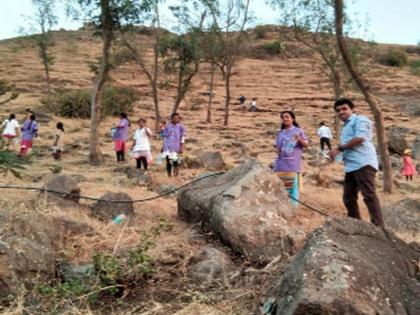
xmin=1 ymin=114 xmax=19 ymax=149
xmin=131 ymin=118 xmax=152 ymax=170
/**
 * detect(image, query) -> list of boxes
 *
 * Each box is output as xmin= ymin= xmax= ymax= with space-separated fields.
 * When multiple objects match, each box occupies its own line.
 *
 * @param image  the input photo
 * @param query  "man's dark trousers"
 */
xmin=343 ymin=165 xmax=384 ymax=227
xmin=320 ymin=137 xmax=331 ymax=150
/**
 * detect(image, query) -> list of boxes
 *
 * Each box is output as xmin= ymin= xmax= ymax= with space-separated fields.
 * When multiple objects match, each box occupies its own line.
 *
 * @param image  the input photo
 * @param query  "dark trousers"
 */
xmin=320 ymin=137 xmax=331 ymax=150
xmin=116 ymin=143 xmax=125 ymax=162
xmin=166 ymin=156 xmax=179 ymax=177
xmin=343 ymin=165 xmax=384 ymax=227
xmin=136 ymin=157 xmax=148 ymax=170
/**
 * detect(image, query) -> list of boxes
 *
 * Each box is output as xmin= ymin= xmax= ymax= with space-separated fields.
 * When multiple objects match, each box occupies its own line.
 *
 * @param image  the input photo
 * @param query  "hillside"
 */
xmin=0 ymin=26 xmax=419 ymax=314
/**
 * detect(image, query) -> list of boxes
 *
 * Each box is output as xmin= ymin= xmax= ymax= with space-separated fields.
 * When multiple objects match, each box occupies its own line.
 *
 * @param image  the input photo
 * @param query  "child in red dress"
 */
xmin=401 ymin=149 xmax=416 ymax=181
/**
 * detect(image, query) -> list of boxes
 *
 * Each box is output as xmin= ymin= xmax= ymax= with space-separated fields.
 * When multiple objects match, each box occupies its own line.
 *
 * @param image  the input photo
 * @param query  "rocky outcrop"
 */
xmin=0 ymin=211 xmax=94 ymax=303
xmin=270 ymin=217 xmax=420 ymax=315
xmin=412 ymin=135 xmax=420 ymax=160
xmin=91 ymin=192 xmax=134 ymax=222
xmin=188 ymin=247 xmax=234 ymax=284
xmin=383 ymin=198 xmax=420 ymax=244
xmin=388 ymin=126 xmax=408 ymax=155
xmin=178 ymin=159 xmax=304 ymax=264
xmin=45 ymin=174 xmax=81 ymax=205
xmin=197 ymin=151 xmax=226 ymax=171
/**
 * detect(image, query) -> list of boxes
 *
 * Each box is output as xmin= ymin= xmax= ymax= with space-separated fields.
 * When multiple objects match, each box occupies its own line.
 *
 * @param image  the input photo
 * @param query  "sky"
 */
xmin=0 ymin=0 xmax=419 ymax=45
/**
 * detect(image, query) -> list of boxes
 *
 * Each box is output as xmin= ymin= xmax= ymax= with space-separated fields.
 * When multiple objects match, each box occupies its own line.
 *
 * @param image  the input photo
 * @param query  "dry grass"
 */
xmin=1 ymin=29 xmax=419 ymax=314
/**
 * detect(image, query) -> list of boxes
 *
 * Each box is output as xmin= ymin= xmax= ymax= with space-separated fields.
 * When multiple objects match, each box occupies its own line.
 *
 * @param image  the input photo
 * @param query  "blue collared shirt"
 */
xmin=340 ymin=114 xmax=378 ymax=173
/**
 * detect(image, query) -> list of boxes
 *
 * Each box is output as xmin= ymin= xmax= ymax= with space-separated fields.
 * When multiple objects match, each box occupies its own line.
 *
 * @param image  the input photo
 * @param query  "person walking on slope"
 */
xmin=400 ymin=149 xmax=416 ymax=181
xmin=112 ymin=112 xmax=130 ymax=163
xmin=131 ymin=118 xmax=153 ymax=171
xmin=162 ymin=113 xmax=186 ymax=177
xmin=20 ymin=113 xmax=38 ymax=156
xmin=328 ymin=98 xmax=384 ymax=227
xmin=52 ymin=122 xmax=64 ymax=160
xmin=1 ymin=114 xmax=20 ymax=149
xmin=317 ymin=122 xmax=333 ymax=151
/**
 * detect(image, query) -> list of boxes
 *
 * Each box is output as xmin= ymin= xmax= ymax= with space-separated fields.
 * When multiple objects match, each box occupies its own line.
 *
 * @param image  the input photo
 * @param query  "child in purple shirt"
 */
xmin=20 ymin=114 xmax=38 ymax=156
xmin=162 ymin=113 xmax=186 ymax=177
xmin=112 ymin=112 xmax=130 ymax=162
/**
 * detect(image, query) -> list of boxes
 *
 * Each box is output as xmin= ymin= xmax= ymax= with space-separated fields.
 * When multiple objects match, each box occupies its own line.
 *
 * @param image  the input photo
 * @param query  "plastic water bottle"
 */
xmin=112 ymin=214 xmax=127 ymax=224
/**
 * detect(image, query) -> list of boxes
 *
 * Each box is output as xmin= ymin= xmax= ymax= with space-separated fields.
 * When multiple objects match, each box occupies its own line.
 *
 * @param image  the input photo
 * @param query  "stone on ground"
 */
xmin=45 ymin=174 xmax=81 ymax=205
xmin=91 ymin=192 xmax=134 ymax=222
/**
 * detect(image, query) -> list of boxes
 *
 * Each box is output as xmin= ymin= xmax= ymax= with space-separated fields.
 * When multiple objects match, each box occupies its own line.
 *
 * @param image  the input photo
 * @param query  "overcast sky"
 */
xmin=0 ymin=0 xmax=419 ymax=45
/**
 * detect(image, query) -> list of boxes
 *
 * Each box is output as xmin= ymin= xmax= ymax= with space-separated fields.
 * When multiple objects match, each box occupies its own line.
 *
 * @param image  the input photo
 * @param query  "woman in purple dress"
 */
xmin=112 ymin=112 xmax=130 ymax=162
xmin=162 ymin=113 xmax=186 ymax=177
xmin=20 ymin=114 xmax=38 ymax=156
xmin=273 ymin=111 xmax=308 ymax=204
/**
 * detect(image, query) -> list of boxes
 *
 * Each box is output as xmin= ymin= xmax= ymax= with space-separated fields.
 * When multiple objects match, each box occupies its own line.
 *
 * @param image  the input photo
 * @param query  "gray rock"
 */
xmin=58 ymin=262 xmax=94 ymax=283
xmin=155 ymin=184 xmax=178 ymax=197
xmin=45 ymin=174 xmax=81 ymax=205
xmin=383 ymin=199 xmax=420 ymax=244
xmin=178 ymin=159 xmax=304 ymax=264
xmin=388 ymin=126 xmax=408 ymax=155
xmin=188 ymin=247 xmax=234 ymax=284
xmin=197 ymin=151 xmax=226 ymax=171
xmin=127 ymin=169 xmax=153 ymax=186
xmin=272 ymin=217 xmax=420 ymax=315
xmin=412 ymin=135 xmax=420 ymax=160
xmin=91 ymin=192 xmax=134 ymax=222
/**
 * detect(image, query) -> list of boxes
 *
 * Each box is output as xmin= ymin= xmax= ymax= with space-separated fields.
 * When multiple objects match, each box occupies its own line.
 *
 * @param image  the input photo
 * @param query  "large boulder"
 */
xmin=383 ymin=198 xmax=420 ymax=244
xmin=177 ymin=159 xmax=304 ymax=264
xmin=388 ymin=126 xmax=408 ymax=155
xmin=45 ymin=174 xmax=81 ymax=205
xmin=412 ymin=135 xmax=420 ymax=160
xmin=0 ymin=211 xmax=93 ymax=303
xmin=91 ymin=192 xmax=134 ymax=222
xmin=270 ymin=217 xmax=420 ymax=315
xmin=197 ymin=151 xmax=226 ymax=171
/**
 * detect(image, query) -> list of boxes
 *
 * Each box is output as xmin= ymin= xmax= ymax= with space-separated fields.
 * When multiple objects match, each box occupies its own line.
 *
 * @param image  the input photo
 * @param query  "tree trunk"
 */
xmin=207 ymin=62 xmax=215 ymax=123
xmin=331 ymin=69 xmax=342 ymax=137
xmin=334 ymin=0 xmax=392 ymax=193
xmin=89 ymin=0 xmax=113 ymax=164
xmin=223 ymin=70 xmax=231 ymax=126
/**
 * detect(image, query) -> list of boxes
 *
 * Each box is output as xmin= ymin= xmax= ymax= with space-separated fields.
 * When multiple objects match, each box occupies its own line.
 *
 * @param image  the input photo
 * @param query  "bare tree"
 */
xmin=204 ymin=0 xmax=251 ymax=126
xmin=29 ymin=0 xmax=58 ymax=91
xmin=119 ymin=0 xmax=163 ymax=132
xmin=334 ymin=0 xmax=392 ymax=193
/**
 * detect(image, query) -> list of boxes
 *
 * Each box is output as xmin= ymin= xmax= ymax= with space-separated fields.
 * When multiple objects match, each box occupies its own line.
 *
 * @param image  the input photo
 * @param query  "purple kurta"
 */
xmin=163 ymin=123 xmax=186 ymax=152
xmin=21 ymin=120 xmax=38 ymax=141
xmin=273 ymin=126 xmax=307 ymax=172
xmin=112 ymin=118 xmax=129 ymax=141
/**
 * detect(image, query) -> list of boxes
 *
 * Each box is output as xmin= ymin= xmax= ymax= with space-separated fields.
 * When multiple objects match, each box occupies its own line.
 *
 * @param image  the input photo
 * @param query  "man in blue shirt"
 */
xmin=329 ymin=98 xmax=384 ymax=227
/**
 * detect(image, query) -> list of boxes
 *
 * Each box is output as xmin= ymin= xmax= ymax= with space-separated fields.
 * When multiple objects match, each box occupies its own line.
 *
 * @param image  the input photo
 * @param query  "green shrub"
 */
xmin=409 ymin=60 xmax=420 ymax=76
xmin=377 ymin=48 xmax=408 ymax=67
xmin=41 ymin=86 xmax=139 ymax=118
xmin=262 ymin=40 xmax=284 ymax=55
xmin=254 ymin=25 xmax=269 ymax=39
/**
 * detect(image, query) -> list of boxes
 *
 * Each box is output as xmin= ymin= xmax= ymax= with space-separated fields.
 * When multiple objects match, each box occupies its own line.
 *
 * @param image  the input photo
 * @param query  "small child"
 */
xmin=159 ymin=121 xmax=166 ymax=140
xmin=161 ymin=113 xmax=186 ymax=177
xmin=132 ymin=118 xmax=152 ymax=170
xmin=401 ymin=149 xmax=416 ymax=181
xmin=52 ymin=122 xmax=64 ymax=160
xmin=1 ymin=114 xmax=20 ymax=149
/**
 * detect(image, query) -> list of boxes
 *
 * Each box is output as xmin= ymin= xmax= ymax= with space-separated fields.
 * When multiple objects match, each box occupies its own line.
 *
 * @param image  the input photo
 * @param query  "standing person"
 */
xmin=317 ymin=122 xmax=333 ymax=151
xmin=159 ymin=121 xmax=166 ymax=140
xmin=20 ymin=113 xmax=38 ymax=156
xmin=400 ymin=149 xmax=416 ymax=181
xmin=162 ymin=113 xmax=186 ymax=177
xmin=1 ymin=114 xmax=20 ymax=149
xmin=273 ymin=111 xmax=309 ymax=205
xmin=328 ymin=98 xmax=384 ymax=227
xmin=52 ymin=122 xmax=64 ymax=160
xmin=112 ymin=112 xmax=130 ymax=163
xmin=131 ymin=118 xmax=152 ymax=170
xmin=249 ymin=98 xmax=257 ymax=112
